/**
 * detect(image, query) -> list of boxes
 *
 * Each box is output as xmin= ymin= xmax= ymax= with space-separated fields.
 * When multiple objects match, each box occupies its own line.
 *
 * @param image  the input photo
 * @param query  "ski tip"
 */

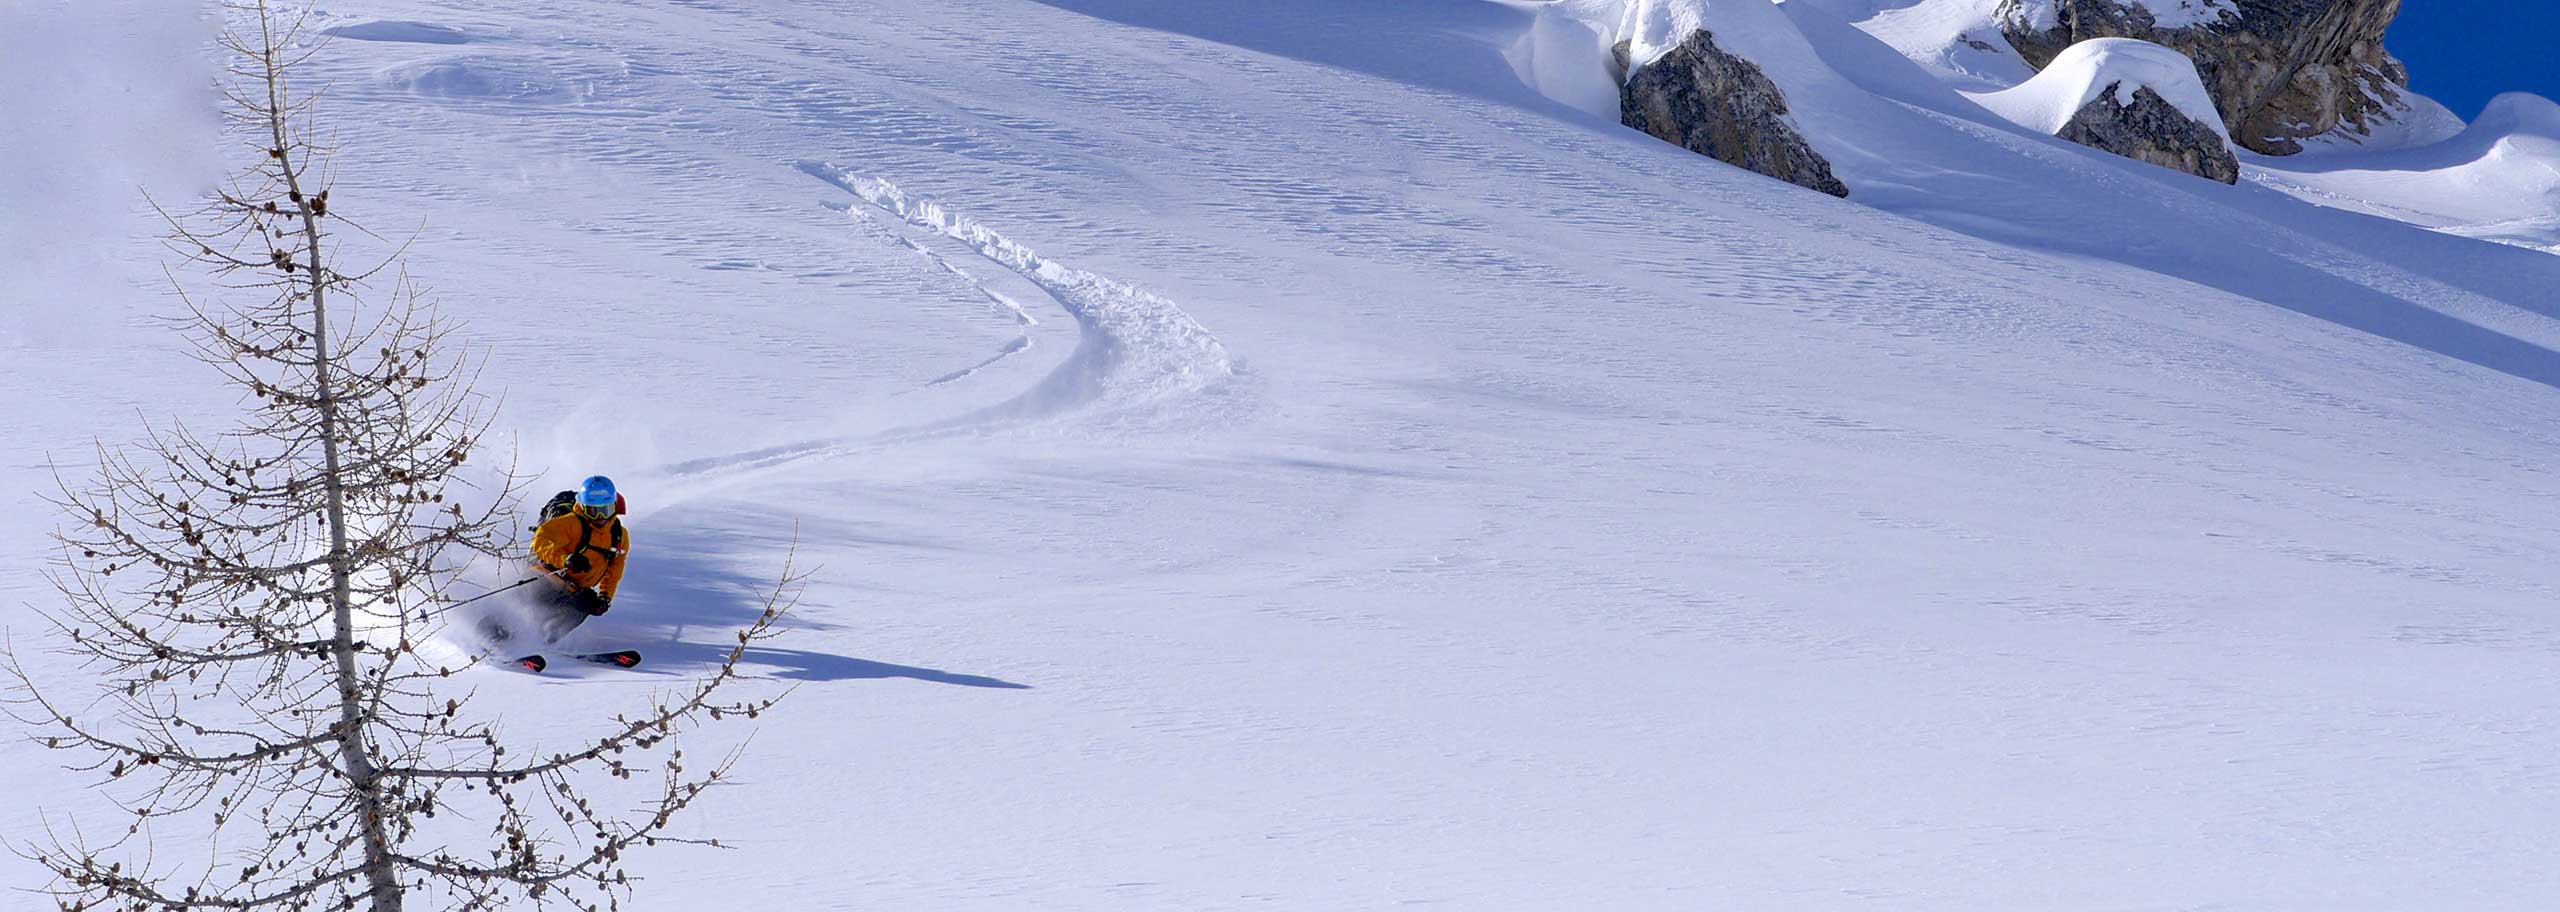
xmin=573 ymin=650 xmax=642 ymax=668
xmin=517 ymin=655 xmax=547 ymax=673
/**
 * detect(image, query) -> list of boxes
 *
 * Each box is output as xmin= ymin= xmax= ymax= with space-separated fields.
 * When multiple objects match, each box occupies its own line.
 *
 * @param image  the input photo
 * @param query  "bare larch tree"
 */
xmin=5 ymin=4 xmax=789 ymax=910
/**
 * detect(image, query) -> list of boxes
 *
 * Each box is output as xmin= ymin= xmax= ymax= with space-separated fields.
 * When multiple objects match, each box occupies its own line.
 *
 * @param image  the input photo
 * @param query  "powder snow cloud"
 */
xmin=0 ymin=0 xmax=221 ymax=346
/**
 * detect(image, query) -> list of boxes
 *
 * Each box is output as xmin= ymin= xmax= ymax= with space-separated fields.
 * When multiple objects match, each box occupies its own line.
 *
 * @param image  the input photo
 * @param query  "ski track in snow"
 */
xmin=657 ymin=164 xmax=1239 ymax=482
xmin=810 ymin=160 xmax=1236 ymax=419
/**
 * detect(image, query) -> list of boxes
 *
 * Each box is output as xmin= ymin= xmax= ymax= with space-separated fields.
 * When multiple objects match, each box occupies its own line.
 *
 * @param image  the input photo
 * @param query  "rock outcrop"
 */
xmin=1617 ymin=29 xmax=1851 ymax=198
xmin=1966 ymin=38 xmax=2241 ymax=183
xmin=1996 ymin=0 xmax=2408 ymax=154
xmin=2059 ymin=83 xmax=2241 ymax=182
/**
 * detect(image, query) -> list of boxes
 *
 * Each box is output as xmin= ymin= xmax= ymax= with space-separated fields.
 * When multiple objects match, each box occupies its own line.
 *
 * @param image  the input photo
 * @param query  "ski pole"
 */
xmin=445 ymin=569 xmax=565 ymax=610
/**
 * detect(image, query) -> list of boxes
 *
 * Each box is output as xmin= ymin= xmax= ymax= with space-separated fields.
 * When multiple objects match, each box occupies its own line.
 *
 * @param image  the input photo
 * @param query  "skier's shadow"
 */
xmin=562 ymin=515 xmax=1027 ymax=689
xmin=636 ymin=641 xmax=1031 ymax=688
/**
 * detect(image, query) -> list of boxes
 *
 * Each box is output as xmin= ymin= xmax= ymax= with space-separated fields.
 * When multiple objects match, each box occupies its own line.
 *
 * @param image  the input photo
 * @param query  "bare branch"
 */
xmin=11 ymin=4 xmax=794 ymax=910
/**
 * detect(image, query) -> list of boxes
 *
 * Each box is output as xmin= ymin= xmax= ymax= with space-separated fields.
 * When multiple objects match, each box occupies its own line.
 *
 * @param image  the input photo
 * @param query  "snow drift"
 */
xmin=1513 ymin=0 xmax=1870 ymax=194
xmin=1964 ymin=37 xmax=2237 ymax=181
xmin=1967 ymin=37 xmax=2228 ymax=140
xmin=1512 ymin=0 xmax=2065 ymax=195
xmin=2013 ymin=0 xmax=2240 ymax=30
xmin=2253 ymin=91 xmax=2560 ymax=254
xmin=1799 ymin=0 xmax=2552 ymax=250
xmin=1521 ymin=0 xmax=1866 ymax=106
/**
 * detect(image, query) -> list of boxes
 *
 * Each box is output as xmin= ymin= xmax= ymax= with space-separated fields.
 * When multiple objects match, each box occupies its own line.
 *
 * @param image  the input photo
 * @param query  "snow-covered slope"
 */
xmin=0 ymin=1 xmax=218 ymax=344
xmin=11 ymin=0 xmax=2560 ymax=909
xmin=1818 ymin=0 xmax=2557 ymax=253
xmin=1799 ymin=0 xmax=2036 ymax=91
xmin=2254 ymin=92 xmax=2560 ymax=254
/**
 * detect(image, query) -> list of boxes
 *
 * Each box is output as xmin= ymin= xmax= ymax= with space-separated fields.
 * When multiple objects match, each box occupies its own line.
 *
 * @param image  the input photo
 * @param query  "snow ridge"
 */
xmin=2252 ymin=91 xmax=2560 ymax=254
xmin=2009 ymin=0 xmax=2239 ymax=31
xmin=1549 ymin=0 xmax=1832 ymax=84
xmin=2127 ymin=0 xmax=2240 ymax=29
xmin=1966 ymin=37 xmax=2230 ymax=141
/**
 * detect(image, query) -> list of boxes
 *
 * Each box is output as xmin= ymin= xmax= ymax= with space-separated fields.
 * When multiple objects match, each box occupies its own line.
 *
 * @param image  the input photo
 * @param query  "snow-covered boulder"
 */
xmin=1523 ymin=0 xmax=1851 ymax=198
xmin=1969 ymin=38 xmax=2239 ymax=183
xmin=1997 ymin=0 xmax=2411 ymax=155
xmin=1619 ymin=27 xmax=1852 ymax=197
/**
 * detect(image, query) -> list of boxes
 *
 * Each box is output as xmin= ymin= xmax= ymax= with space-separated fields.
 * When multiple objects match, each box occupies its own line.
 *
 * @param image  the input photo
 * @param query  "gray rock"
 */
xmin=1997 ymin=0 xmax=2407 ymax=154
xmin=1618 ymin=30 xmax=1851 ymax=198
xmin=2058 ymin=82 xmax=2242 ymax=183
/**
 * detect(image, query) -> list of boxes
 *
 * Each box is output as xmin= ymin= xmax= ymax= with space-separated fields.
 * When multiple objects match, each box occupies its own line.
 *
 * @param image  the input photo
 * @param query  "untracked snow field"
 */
xmin=9 ymin=0 xmax=2560 ymax=909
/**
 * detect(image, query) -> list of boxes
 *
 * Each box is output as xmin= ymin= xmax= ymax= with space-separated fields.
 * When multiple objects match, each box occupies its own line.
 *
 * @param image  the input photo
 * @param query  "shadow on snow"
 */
xmin=538 ymin=507 xmax=1028 ymax=689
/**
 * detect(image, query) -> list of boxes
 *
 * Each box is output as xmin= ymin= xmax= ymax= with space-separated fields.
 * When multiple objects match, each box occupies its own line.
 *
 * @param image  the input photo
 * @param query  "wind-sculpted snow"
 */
xmin=1964 ymin=38 xmax=2237 ymax=181
xmin=1818 ymin=0 xmax=2551 ymax=250
xmin=1807 ymin=0 xmax=2039 ymax=92
xmin=1517 ymin=0 xmax=1914 ymax=187
xmin=1534 ymin=0 xmax=1850 ymax=96
xmin=1967 ymin=38 xmax=2229 ymax=139
xmin=2013 ymin=0 xmax=2240 ymax=30
xmin=2253 ymin=92 xmax=2560 ymax=254
xmin=375 ymin=54 xmax=614 ymax=106
xmin=320 ymin=20 xmax=474 ymax=45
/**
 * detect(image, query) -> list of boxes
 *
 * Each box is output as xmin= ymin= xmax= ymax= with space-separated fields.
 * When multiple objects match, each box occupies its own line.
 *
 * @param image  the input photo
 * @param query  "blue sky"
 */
xmin=2388 ymin=5 xmax=2560 ymax=120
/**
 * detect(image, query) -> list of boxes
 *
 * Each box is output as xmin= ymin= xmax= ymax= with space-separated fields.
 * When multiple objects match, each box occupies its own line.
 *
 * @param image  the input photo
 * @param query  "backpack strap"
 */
xmin=566 ymin=518 xmax=627 ymax=570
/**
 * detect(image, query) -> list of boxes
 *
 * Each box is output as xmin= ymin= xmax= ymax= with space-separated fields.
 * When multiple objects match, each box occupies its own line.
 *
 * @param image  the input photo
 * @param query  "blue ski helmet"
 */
xmin=576 ymin=475 xmax=617 ymax=521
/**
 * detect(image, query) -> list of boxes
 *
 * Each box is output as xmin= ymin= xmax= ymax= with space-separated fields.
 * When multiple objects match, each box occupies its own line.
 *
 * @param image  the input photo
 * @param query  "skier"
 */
xmin=526 ymin=474 xmax=628 ymax=642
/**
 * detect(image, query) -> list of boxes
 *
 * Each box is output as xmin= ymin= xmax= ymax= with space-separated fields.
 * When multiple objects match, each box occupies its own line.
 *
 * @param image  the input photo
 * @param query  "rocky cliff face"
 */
xmin=1617 ymin=30 xmax=1851 ymax=198
xmin=1997 ymin=0 xmax=2407 ymax=154
xmin=2059 ymin=83 xmax=2242 ymax=183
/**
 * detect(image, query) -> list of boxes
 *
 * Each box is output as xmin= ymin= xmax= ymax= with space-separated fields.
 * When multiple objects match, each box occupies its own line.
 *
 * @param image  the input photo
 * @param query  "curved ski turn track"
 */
xmin=659 ymin=165 xmax=1240 ymax=483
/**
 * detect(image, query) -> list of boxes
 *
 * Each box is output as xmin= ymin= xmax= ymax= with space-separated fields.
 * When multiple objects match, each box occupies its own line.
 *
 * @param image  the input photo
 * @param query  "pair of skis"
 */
xmin=513 ymin=649 xmax=643 ymax=673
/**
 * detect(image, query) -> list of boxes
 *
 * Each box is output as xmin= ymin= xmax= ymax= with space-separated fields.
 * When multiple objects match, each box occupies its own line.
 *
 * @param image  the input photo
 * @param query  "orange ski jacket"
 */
xmin=530 ymin=514 xmax=628 ymax=598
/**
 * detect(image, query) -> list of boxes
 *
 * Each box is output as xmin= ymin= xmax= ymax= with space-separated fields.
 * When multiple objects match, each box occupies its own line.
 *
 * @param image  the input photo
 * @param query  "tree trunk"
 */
xmin=257 ymin=22 xmax=404 ymax=911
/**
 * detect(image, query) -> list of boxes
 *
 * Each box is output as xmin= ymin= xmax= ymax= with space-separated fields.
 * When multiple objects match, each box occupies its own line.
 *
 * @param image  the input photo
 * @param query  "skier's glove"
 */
xmin=579 ymin=590 xmax=612 ymax=616
xmin=567 ymin=553 xmax=592 ymax=574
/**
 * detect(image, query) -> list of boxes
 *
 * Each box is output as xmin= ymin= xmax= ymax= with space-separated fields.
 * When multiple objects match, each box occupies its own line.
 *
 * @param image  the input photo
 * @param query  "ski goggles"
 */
xmin=576 ymin=499 xmax=614 ymax=520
